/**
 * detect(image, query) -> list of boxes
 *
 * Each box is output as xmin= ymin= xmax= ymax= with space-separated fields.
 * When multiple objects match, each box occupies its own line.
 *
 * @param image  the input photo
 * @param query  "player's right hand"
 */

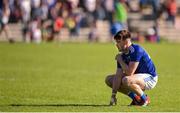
xmin=109 ymin=96 xmax=117 ymax=106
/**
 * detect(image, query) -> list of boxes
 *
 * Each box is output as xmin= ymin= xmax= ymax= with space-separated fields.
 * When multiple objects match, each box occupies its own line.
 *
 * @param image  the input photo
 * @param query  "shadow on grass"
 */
xmin=3 ymin=104 xmax=110 ymax=107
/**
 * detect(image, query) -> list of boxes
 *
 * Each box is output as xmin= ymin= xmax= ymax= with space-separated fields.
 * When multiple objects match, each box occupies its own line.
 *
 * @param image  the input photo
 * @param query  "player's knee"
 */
xmin=122 ymin=76 xmax=133 ymax=87
xmin=105 ymin=75 xmax=113 ymax=88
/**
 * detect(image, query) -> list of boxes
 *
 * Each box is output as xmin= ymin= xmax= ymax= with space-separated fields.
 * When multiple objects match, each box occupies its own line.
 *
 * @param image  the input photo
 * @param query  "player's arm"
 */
xmin=110 ymin=68 xmax=124 ymax=105
xmin=116 ymin=54 xmax=139 ymax=76
xmin=112 ymin=68 xmax=124 ymax=94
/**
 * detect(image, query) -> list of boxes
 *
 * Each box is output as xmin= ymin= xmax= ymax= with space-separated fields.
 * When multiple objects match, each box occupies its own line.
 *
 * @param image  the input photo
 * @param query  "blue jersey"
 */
xmin=117 ymin=44 xmax=157 ymax=77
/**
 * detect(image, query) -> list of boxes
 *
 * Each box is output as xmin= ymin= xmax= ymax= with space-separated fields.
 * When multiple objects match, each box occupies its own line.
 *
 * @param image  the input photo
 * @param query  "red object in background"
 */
xmin=54 ymin=17 xmax=64 ymax=32
xmin=167 ymin=0 xmax=177 ymax=15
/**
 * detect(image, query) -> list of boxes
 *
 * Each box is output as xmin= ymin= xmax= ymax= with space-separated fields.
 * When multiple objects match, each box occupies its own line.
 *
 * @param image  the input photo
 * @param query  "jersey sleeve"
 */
xmin=130 ymin=48 xmax=143 ymax=62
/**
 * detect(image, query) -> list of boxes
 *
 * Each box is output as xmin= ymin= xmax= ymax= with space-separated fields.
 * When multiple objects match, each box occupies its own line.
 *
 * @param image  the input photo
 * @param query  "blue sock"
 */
xmin=128 ymin=92 xmax=136 ymax=100
xmin=140 ymin=93 xmax=147 ymax=102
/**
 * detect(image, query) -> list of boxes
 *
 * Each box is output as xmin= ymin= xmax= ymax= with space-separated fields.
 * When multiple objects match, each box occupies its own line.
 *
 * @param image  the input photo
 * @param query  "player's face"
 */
xmin=115 ymin=39 xmax=127 ymax=52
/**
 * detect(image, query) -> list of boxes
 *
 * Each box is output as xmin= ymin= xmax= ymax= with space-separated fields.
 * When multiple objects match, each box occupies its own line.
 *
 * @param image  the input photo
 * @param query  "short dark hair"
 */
xmin=114 ymin=30 xmax=131 ymax=40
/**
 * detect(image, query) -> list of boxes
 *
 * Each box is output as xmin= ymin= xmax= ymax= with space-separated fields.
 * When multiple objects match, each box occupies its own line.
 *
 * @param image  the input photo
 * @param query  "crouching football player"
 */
xmin=105 ymin=30 xmax=158 ymax=106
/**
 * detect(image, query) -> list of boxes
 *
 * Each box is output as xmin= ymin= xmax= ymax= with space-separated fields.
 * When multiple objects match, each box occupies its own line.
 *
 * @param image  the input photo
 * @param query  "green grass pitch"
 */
xmin=0 ymin=42 xmax=180 ymax=112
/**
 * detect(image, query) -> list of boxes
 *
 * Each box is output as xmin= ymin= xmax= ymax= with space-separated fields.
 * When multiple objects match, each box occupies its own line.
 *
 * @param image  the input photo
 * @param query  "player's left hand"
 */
xmin=109 ymin=95 xmax=117 ymax=106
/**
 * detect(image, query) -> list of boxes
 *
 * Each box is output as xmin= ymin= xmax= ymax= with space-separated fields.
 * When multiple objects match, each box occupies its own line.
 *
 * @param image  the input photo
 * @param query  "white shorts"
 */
xmin=134 ymin=73 xmax=158 ymax=90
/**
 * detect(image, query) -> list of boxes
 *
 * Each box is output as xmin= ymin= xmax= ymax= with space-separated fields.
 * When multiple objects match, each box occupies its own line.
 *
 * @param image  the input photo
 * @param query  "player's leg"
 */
xmin=122 ymin=74 xmax=158 ymax=106
xmin=105 ymin=74 xmax=129 ymax=95
xmin=105 ymin=74 xmax=141 ymax=105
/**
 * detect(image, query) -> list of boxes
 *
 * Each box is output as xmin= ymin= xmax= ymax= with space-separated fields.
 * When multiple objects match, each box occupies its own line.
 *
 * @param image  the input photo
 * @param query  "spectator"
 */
xmin=166 ymin=0 xmax=177 ymax=26
xmin=9 ymin=0 xmax=21 ymax=23
xmin=31 ymin=0 xmax=41 ymax=19
xmin=0 ymin=0 xmax=13 ymax=43
xmin=20 ymin=0 xmax=31 ymax=42
xmin=48 ymin=0 xmax=63 ymax=41
xmin=114 ymin=0 xmax=128 ymax=29
xmin=103 ymin=0 xmax=114 ymax=26
xmin=88 ymin=20 xmax=99 ymax=42
xmin=84 ymin=0 xmax=96 ymax=25
xmin=139 ymin=0 xmax=160 ymax=22
xmin=94 ymin=0 xmax=106 ymax=21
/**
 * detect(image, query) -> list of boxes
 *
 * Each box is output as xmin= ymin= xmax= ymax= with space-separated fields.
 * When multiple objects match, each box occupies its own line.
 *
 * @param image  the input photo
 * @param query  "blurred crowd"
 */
xmin=0 ymin=0 xmax=179 ymax=43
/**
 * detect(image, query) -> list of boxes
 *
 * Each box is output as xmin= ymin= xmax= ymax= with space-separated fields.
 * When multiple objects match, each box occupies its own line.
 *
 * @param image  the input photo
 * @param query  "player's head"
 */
xmin=114 ymin=30 xmax=131 ymax=52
